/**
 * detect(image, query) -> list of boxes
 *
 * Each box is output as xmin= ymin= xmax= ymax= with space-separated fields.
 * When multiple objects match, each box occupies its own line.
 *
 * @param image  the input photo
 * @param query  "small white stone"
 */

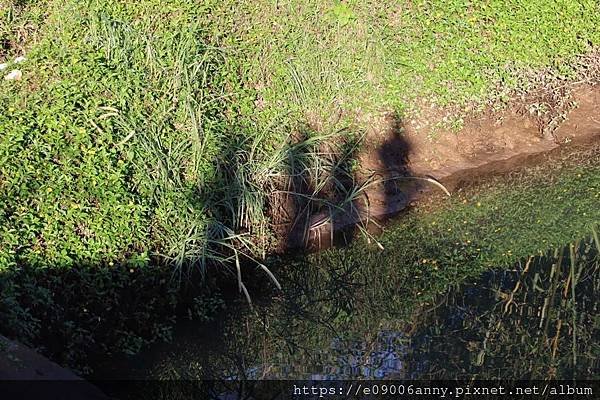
xmin=4 ymin=69 xmax=22 ymax=81
xmin=0 ymin=63 xmax=7 ymax=70
xmin=14 ymin=56 xmax=26 ymax=63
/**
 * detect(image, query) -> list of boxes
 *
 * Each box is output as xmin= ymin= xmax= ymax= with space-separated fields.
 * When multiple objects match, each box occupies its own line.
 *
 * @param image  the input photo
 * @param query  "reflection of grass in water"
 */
xmin=409 ymin=237 xmax=599 ymax=379
xmin=221 ymin=238 xmax=598 ymax=381
xmin=151 ymin=235 xmax=598 ymax=383
xmin=205 ymin=148 xmax=600 ymax=380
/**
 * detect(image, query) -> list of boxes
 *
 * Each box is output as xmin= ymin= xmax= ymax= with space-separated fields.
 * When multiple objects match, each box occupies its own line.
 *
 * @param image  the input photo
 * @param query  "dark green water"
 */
xmin=94 ymin=235 xmax=599 ymax=383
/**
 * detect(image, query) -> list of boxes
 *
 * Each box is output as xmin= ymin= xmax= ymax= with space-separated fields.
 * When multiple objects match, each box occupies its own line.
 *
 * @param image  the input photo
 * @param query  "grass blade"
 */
xmin=258 ymin=263 xmax=282 ymax=291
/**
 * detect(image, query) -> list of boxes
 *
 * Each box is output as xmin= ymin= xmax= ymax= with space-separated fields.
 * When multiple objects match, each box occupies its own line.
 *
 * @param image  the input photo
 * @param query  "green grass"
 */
xmin=2 ymin=1 xmax=232 ymax=272
xmin=0 ymin=0 xmax=599 ymax=370
xmin=230 ymin=0 xmax=600 ymax=126
xmin=1 ymin=0 xmax=598 ymax=275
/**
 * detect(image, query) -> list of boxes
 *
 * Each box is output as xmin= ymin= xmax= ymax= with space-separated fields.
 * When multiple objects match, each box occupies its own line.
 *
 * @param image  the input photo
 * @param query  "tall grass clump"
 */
xmin=0 ymin=0 xmax=380 ymax=297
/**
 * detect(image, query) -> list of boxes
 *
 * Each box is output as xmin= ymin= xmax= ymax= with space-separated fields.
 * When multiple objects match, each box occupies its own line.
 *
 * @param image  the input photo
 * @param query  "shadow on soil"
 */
xmin=282 ymin=112 xmax=415 ymax=252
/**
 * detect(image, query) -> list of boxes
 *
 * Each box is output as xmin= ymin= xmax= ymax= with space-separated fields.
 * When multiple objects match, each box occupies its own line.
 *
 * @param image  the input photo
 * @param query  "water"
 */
xmin=95 ymin=236 xmax=599 ymax=386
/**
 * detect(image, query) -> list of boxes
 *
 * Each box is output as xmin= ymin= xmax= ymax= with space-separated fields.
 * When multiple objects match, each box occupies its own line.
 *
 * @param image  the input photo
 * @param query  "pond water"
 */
xmin=94 ymin=234 xmax=599 ymax=396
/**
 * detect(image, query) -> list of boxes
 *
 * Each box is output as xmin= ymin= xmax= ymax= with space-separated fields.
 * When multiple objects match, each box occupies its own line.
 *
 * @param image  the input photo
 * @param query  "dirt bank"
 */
xmin=279 ymin=84 xmax=600 ymax=250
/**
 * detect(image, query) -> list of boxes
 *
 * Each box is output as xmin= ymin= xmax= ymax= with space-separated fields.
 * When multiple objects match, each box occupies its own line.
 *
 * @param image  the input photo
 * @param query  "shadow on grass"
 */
xmin=281 ymin=112 xmax=415 ymax=252
xmin=0 ymin=256 xmax=235 ymax=376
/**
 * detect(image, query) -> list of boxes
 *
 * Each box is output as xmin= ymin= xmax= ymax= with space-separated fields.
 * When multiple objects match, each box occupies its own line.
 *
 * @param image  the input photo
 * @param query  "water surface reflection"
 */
xmin=122 ymin=236 xmax=599 ymax=383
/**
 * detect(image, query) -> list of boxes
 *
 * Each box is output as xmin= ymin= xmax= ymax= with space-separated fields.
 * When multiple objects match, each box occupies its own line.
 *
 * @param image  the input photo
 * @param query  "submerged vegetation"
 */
xmin=1 ymin=0 xmax=599 ymax=371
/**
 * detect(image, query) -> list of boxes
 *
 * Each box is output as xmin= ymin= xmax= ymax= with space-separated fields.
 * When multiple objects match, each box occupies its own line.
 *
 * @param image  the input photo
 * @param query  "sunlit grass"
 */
xmin=0 ymin=0 xmax=598 ymax=284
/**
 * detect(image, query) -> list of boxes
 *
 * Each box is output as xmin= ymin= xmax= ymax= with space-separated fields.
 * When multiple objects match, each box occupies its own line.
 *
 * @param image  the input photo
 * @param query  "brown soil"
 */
xmin=361 ymin=85 xmax=599 ymax=185
xmin=278 ymin=84 xmax=600 ymax=251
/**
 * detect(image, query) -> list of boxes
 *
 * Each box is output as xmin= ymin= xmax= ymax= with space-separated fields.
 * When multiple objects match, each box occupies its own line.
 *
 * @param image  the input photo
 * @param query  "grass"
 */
xmin=230 ymin=0 xmax=600 ymax=125
xmin=1 ymin=0 xmax=598 ymax=273
xmin=0 ymin=0 xmax=599 ymax=370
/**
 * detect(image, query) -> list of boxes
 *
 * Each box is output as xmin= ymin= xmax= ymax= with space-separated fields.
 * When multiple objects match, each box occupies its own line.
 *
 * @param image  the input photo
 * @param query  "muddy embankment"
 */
xmin=276 ymin=84 xmax=600 ymax=251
